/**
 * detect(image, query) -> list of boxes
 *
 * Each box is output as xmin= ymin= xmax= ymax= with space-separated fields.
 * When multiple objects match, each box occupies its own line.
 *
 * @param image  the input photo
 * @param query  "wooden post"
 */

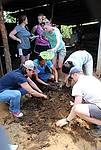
xmin=0 ymin=46 xmax=4 ymax=76
xmin=50 ymin=0 xmax=55 ymax=23
xmin=96 ymin=25 xmax=101 ymax=76
xmin=0 ymin=3 xmax=12 ymax=72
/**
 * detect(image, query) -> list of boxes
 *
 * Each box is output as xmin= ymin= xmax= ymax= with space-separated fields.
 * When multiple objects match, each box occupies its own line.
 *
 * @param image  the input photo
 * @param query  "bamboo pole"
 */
xmin=0 ymin=3 xmax=12 ymax=73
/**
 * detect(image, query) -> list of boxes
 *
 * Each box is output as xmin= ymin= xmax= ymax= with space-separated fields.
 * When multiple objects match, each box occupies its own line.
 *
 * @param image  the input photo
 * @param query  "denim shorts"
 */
xmin=55 ymin=48 xmax=66 ymax=68
xmin=89 ymin=104 xmax=101 ymax=119
xmin=56 ymin=48 xmax=66 ymax=59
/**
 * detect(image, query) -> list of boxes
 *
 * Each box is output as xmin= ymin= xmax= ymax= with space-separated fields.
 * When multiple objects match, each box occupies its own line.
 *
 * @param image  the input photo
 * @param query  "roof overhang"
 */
xmin=1 ymin=0 xmax=98 ymax=25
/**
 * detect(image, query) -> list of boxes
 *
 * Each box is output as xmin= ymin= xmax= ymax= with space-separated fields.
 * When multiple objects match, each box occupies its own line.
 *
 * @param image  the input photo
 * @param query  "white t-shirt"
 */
xmin=72 ymin=75 xmax=101 ymax=108
xmin=66 ymin=50 xmax=92 ymax=68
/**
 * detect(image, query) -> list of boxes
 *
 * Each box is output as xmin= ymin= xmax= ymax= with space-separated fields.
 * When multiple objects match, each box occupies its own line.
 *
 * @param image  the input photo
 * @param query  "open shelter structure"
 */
xmin=0 ymin=0 xmax=101 ymax=75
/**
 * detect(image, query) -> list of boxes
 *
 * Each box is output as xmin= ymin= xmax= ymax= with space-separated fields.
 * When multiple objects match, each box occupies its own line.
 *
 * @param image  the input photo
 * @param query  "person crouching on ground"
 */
xmin=56 ymin=66 xmax=101 ymax=135
xmin=62 ymin=49 xmax=93 ymax=87
xmin=0 ymin=60 xmax=47 ymax=118
xmin=33 ymin=56 xmax=58 ymax=83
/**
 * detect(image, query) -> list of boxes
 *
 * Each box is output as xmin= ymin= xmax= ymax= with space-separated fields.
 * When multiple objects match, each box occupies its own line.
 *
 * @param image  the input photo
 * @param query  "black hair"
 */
xmin=40 ymin=22 xmax=45 ymax=26
xmin=38 ymin=55 xmax=44 ymax=62
xmin=62 ymin=61 xmax=74 ymax=74
xmin=19 ymin=65 xmax=27 ymax=75
xmin=38 ymin=13 xmax=45 ymax=17
xmin=18 ymin=15 xmax=27 ymax=24
xmin=75 ymin=42 xmax=85 ymax=50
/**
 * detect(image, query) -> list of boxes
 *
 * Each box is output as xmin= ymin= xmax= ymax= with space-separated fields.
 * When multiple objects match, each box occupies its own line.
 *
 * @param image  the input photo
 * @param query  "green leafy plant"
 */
xmin=3 ymin=11 xmax=16 ymax=23
xmin=61 ymin=25 xmax=72 ymax=39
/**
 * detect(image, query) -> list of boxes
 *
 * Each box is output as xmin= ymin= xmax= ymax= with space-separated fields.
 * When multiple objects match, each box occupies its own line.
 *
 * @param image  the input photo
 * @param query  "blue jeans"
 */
xmin=0 ymin=90 xmax=21 ymax=113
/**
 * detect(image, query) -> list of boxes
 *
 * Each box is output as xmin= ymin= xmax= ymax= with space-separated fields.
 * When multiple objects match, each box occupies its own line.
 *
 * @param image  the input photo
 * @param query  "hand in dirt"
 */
xmin=70 ymin=101 xmax=74 ymax=106
xmin=56 ymin=118 xmax=68 ymax=127
xmin=46 ymin=83 xmax=50 ymax=86
xmin=47 ymin=83 xmax=58 ymax=90
xmin=54 ymin=81 xmax=60 ymax=86
xmin=43 ymin=94 xmax=48 ymax=99
xmin=25 ymin=93 xmax=32 ymax=98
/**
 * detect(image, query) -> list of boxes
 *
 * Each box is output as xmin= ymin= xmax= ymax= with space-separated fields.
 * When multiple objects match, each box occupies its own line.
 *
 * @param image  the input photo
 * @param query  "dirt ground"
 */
xmin=0 ymin=83 xmax=101 ymax=150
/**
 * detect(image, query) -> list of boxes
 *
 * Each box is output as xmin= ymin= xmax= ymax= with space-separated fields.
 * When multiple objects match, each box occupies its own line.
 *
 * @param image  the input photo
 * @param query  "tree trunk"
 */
xmin=0 ymin=3 xmax=12 ymax=73
xmin=96 ymin=25 xmax=101 ymax=76
xmin=0 ymin=54 xmax=3 ymax=76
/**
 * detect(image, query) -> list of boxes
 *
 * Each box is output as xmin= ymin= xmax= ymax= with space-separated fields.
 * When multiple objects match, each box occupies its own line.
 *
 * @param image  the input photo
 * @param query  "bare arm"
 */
xmin=21 ymin=82 xmax=47 ymax=99
xmin=74 ymin=96 xmax=83 ymax=104
xmin=64 ymin=74 xmax=72 ymax=87
xmin=70 ymin=96 xmax=83 ymax=106
xmin=9 ymin=29 xmax=21 ymax=43
xmin=51 ymin=30 xmax=60 ymax=52
xmin=35 ymin=75 xmax=48 ymax=86
xmin=27 ymin=77 xmax=42 ymax=93
xmin=52 ymin=66 xmax=58 ymax=82
xmin=64 ymin=74 xmax=69 ymax=83
xmin=31 ymin=26 xmax=36 ymax=34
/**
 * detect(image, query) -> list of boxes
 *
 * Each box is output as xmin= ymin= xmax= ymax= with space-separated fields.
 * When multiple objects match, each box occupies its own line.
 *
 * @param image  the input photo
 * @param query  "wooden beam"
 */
xmin=0 ymin=3 xmax=12 ymax=72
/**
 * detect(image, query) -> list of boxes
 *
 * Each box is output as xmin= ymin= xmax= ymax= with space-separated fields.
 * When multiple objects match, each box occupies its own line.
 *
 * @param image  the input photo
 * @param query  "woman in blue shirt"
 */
xmin=9 ymin=15 xmax=31 ymax=64
xmin=33 ymin=56 xmax=58 ymax=82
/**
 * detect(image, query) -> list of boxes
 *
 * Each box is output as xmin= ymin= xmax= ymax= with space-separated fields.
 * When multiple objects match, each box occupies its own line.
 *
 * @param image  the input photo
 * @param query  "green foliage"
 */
xmin=3 ymin=11 xmax=16 ymax=23
xmin=61 ymin=25 xmax=73 ymax=39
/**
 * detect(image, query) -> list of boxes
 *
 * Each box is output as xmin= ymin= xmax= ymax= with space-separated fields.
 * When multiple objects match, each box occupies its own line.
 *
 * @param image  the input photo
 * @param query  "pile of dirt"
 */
xmin=0 ymin=85 xmax=101 ymax=150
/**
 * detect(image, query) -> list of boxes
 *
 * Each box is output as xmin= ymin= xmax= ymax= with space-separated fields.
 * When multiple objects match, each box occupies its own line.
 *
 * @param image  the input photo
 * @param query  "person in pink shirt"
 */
xmin=31 ymin=14 xmax=50 ymax=55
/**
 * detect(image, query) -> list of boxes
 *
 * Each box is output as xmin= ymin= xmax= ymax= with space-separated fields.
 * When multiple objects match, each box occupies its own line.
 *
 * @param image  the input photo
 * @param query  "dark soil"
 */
xmin=10 ymin=85 xmax=97 ymax=147
xmin=2 ymin=84 xmax=100 ymax=150
xmin=21 ymin=86 xmax=72 ymax=134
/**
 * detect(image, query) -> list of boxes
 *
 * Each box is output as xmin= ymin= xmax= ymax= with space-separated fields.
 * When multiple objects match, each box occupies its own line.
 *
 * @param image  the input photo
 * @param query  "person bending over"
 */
xmin=62 ymin=50 xmax=93 ymax=87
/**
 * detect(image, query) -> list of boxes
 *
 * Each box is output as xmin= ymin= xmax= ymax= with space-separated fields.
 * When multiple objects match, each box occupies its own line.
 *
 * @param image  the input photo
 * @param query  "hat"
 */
xmin=23 ymin=60 xmax=35 ymax=70
xmin=69 ymin=66 xmax=82 ymax=76
xmin=40 ymin=50 xmax=55 ymax=60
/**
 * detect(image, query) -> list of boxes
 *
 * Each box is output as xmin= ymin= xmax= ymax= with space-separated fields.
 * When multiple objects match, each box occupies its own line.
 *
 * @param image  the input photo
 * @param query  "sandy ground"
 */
xmin=0 ymin=84 xmax=101 ymax=150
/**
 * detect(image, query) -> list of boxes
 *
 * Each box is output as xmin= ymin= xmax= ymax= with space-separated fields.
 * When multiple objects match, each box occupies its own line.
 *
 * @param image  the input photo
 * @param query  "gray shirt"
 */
xmin=15 ymin=25 xmax=31 ymax=49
